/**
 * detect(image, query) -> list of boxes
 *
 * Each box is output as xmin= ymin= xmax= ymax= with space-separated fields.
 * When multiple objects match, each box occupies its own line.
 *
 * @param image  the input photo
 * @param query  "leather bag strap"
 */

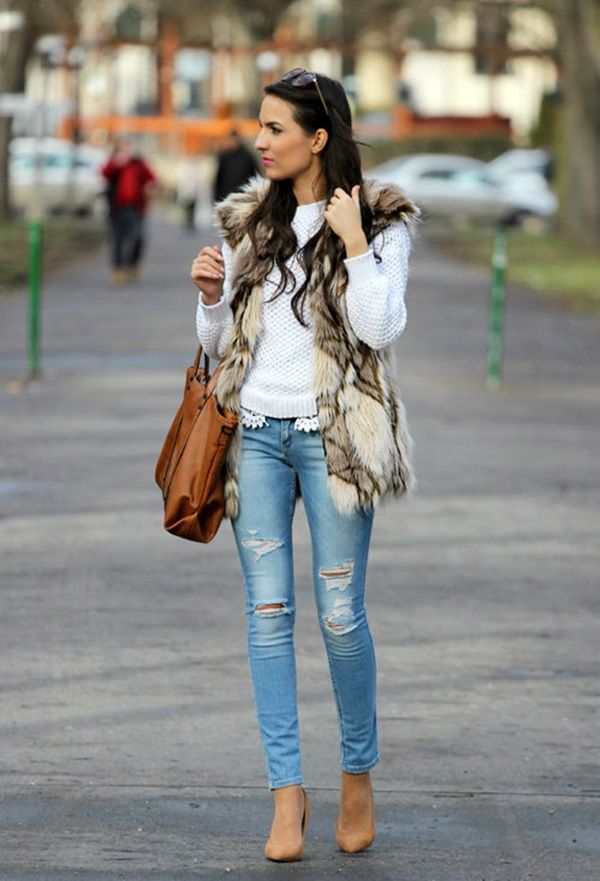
xmin=192 ymin=345 xmax=224 ymax=399
xmin=193 ymin=345 xmax=211 ymax=378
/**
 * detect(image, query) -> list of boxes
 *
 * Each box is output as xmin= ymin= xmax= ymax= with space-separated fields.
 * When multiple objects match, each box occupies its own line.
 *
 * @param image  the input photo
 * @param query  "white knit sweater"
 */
xmin=196 ymin=200 xmax=410 ymax=419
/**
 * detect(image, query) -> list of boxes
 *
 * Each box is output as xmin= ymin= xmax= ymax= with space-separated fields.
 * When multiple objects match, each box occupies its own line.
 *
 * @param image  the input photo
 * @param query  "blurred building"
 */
xmin=395 ymin=4 xmax=557 ymax=138
xmin=20 ymin=0 xmax=558 ymax=150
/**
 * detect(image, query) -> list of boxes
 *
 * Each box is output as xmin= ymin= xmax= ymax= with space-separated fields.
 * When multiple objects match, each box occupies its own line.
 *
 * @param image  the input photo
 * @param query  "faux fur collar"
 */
xmin=214 ymin=175 xmax=419 ymax=246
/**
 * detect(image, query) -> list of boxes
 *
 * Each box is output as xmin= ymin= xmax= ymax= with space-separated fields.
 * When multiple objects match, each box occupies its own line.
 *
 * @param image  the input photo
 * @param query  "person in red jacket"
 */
xmin=101 ymin=138 xmax=157 ymax=285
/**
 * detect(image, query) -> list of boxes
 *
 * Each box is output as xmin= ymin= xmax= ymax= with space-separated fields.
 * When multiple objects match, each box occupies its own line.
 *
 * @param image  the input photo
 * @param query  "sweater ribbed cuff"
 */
xmin=343 ymin=249 xmax=380 ymax=286
xmin=197 ymin=291 xmax=231 ymax=321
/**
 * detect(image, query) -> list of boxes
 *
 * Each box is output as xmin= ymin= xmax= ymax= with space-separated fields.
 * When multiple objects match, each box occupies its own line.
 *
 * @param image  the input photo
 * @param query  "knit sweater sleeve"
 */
xmin=343 ymin=220 xmax=411 ymax=350
xmin=195 ymin=240 xmax=235 ymax=359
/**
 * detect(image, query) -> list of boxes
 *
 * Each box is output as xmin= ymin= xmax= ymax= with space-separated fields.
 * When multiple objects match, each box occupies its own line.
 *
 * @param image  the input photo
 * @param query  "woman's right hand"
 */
xmin=191 ymin=245 xmax=225 ymax=304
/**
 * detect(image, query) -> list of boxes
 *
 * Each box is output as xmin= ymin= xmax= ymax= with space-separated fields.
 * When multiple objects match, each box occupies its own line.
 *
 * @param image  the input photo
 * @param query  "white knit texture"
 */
xmin=196 ymin=200 xmax=411 ymax=418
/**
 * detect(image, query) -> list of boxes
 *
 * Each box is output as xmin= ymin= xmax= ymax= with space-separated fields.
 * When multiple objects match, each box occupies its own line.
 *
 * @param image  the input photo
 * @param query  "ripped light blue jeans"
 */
xmin=231 ymin=418 xmax=379 ymax=790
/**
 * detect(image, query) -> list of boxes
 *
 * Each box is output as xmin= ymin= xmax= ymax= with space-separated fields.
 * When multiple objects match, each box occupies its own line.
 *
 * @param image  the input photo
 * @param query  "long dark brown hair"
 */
xmin=246 ymin=73 xmax=375 ymax=325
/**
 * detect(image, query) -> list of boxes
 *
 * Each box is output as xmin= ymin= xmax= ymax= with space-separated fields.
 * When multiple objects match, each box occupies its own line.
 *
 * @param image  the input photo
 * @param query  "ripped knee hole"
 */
xmin=241 ymin=536 xmax=284 ymax=561
xmin=319 ymin=560 xmax=355 ymax=591
xmin=322 ymin=597 xmax=356 ymax=634
xmin=255 ymin=602 xmax=287 ymax=616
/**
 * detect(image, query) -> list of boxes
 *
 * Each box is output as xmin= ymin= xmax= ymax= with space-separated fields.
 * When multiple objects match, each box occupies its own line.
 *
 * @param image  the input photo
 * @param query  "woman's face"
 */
xmin=254 ymin=94 xmax=326 ymax=187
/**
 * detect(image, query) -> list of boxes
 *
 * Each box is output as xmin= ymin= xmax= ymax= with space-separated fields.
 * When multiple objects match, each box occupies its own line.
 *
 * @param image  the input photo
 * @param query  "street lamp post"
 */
xmin=486 ymin=224 xmax=509 ymax=389
xmin=63 ymin=44 xmax=85 ymax=213
xmin=67 ymin=45 xmax=85 ymax=145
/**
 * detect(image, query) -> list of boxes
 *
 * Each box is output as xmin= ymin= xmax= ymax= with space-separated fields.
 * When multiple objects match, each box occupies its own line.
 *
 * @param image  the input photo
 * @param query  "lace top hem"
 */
xmin=240 ymin=408 xmax=319 ymax=433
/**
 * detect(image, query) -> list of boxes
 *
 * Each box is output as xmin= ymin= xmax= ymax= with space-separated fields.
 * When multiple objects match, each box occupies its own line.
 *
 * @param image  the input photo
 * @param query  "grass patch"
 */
xmin=429 ymin=224 xmax=600 ymax=311
xmin=0 ymin=216 xmax=105 ymax=292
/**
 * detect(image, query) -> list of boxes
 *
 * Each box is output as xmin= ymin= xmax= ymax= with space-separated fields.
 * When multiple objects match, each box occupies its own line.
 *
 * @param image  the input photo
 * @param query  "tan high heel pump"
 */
xmin=264 ymin=786 xmax=310 ymax=862
xmin=335 ymin=771 xmax=376 ymax=853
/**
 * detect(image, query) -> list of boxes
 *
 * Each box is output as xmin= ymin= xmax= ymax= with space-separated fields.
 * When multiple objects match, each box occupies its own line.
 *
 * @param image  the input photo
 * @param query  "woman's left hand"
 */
xmin=324 ymin=185 xmax=368 ymax=256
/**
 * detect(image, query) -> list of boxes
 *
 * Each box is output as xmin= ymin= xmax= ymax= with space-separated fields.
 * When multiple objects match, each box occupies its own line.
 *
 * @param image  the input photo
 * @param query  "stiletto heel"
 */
xmin=264 ymin=786 xmax=309 ymax=862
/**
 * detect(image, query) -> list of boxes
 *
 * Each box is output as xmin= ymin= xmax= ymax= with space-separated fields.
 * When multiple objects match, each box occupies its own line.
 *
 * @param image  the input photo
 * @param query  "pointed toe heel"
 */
xmin=336 ymin=772 xmax=376 ymax=853
xmin=264 ymin=787 xmax=310 ymax=862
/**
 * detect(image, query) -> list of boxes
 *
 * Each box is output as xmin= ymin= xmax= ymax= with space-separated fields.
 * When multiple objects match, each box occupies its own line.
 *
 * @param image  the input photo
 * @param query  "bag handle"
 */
xmin=192 ymin=345 xmax=224 ymax=399
xmin=193 ymin=345 xmax=210 ymax=377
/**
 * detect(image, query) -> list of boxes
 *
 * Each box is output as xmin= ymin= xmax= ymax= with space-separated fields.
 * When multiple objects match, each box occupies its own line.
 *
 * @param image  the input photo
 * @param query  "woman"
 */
xmin=190 ymin=69 xmax=418 ymax=862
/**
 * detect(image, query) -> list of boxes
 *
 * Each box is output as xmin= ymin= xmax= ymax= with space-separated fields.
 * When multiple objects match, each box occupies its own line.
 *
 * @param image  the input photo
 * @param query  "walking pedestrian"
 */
xmin=176 ymin=154 xmax=210 ymax=231
xmin=190 ymin=69 xmax=418 ymax=862
xmin=213 ymin=128 xmax=260 ymax=203
xmin=101 ymin=137 xmax=157 ymax=285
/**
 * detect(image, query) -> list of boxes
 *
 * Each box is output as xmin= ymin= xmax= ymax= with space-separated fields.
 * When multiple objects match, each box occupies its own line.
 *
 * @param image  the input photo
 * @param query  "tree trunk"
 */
xmin=558 ymin=0 xmax=600 ymax=246
xmin=0 ymin=11 xmax=31 ymax=222
xmin=0 ymin=118 xmax=12 ymax=221
xmin=0 ymin=0 xmax=80 ymax=222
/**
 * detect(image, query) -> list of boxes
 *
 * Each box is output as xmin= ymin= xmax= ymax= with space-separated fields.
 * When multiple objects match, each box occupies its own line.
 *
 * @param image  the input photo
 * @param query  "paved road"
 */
xmin=1 ymin=211 xmax=599 ymax=880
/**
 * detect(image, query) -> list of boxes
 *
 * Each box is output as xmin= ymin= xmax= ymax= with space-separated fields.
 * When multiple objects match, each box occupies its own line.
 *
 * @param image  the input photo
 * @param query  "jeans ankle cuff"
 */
xmin=342 ymin=754 xmax=380 ymax=774
xmin=269 ymin=775 xmax=304 ymax=790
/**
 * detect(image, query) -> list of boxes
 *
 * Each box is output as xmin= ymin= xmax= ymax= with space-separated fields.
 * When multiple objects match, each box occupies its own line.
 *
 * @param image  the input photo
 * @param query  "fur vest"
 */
xmin=214 ymin=176 xmax=419 ymax=518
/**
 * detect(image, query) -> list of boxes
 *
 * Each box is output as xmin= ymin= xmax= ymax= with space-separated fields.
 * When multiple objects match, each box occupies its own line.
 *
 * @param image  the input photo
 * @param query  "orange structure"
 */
xmin=157 ymin=18 xmax=179 ymax=117
xmin=61 ymin=108 xmax=510 ymax=154
xmin=59 ymin=114 xmax=261 ymax=154
xmin=392 ymin=106 xmax=511 ymax=140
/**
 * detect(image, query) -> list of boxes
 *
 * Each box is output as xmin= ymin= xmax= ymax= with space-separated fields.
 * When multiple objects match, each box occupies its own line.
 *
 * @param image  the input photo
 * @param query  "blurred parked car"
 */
xmin=486 ymin=148 xmax=553 ymax=184
xmin=9 ymin=137 xmax=107 ymax=217
xmin=367 ymin=153 xmax=557 ymax=226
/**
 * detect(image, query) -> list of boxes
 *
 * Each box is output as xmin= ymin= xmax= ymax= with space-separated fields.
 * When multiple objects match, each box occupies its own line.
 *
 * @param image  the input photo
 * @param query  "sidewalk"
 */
xmin=1 ymin=213 xmax=599 ymax=880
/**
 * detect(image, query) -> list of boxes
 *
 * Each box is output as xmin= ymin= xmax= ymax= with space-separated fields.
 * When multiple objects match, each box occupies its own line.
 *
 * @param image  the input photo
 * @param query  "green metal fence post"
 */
xmin=27 ymin=218 xmax=43 ymax=380
xmin=486 ymin=224 xmax=508 ymax=389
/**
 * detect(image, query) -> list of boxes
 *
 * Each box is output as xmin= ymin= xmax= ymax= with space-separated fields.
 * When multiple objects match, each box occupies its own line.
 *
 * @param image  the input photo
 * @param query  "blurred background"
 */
xmin=1 ymin=8 xmax=599 ymax=874
xmin=0 ymin=0 xmax=598 ymax=305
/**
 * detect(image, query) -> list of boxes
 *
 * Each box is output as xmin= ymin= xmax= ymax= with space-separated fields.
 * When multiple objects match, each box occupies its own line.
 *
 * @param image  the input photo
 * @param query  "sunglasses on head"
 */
xmin=280 ymin=68 xmax=330 ymax=117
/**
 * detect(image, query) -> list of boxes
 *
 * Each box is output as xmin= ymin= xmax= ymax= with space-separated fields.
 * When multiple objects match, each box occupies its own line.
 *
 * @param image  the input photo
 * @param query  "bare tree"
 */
xmin=337 ymin=0 xmax=440 ymax=71
xmin=157 ymin=0 xmax=293 ymax=43
xmin=551 ymin=0 xmax=600 ymax=246
xmin=0 ymin=4 xmax=31 ymax=220
xmin=342 ymin=0 xmax=600 ymax=245
xmin=419 ymin=0 xmax=600 ymax=246
xmin=0 ymin=0 xmax=79 ymax=221
xmin=4 ymin=1 xmax=597 ymax=243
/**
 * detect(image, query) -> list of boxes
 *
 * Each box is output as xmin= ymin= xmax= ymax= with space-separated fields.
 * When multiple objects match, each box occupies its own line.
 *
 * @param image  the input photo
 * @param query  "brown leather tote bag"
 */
xmin=155 ymin=347 xmax=238 ymax=542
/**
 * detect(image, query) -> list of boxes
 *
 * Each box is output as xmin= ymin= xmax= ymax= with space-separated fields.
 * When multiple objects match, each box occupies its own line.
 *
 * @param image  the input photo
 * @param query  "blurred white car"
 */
xmin=9 ymin=137 xmax=107 ymax=217
xmin=367 ymin=153 xmax=557 ymax=225
xmin=486 ymin=148 xmax=553 ymax=184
